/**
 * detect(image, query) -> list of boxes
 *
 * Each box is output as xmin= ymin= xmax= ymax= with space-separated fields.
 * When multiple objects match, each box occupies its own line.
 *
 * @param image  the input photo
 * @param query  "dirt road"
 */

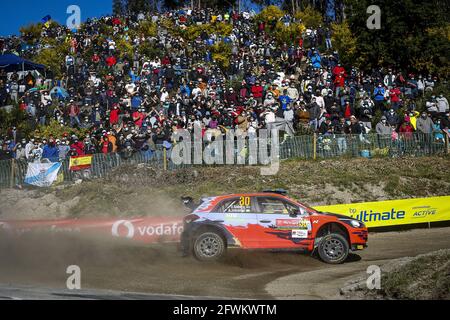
xmin=0 ymin=227 xmax=449 ymax=299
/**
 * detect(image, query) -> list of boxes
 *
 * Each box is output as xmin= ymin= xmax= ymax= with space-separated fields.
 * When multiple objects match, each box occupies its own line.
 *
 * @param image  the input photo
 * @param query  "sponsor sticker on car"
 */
xmin=276 ymin=219 xmax=310 ymax=229
xmin=292 ymin=229 xmax=308 ymax=239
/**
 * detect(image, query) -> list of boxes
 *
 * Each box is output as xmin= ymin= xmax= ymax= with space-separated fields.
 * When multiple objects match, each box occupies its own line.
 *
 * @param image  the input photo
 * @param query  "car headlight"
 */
xmin=340 ymin=219 xmax=365 ymax=228
xmin=350 ymin=220 xmax=362 ymax=228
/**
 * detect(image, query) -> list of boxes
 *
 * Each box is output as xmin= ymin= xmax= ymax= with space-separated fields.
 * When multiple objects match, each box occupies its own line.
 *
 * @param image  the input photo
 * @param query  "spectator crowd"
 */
xmin=0 ymin=7 xmax=448 ymax=162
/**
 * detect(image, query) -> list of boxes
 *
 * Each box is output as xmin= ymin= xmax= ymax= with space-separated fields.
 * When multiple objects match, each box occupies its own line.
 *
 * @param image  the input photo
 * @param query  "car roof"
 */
xmin=194 ymin=193 xmax=294 ymax=213
xmin=210 ymin=193 xmax=288 ymax=201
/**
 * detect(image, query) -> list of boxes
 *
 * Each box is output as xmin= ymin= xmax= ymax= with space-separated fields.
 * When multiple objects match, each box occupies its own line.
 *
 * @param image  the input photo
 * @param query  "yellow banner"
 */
xmin=314 ymin=196 xmax=450 ymax=228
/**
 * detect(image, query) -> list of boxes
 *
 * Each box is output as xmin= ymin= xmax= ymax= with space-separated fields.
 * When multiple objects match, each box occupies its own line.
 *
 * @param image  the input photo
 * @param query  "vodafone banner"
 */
xmin=0 ymin=217 xmax=185 ymax=244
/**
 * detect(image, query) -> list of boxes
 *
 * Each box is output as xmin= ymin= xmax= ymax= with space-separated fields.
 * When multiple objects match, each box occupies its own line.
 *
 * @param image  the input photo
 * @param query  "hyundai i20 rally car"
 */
xmin=181 ymin=190 xmax=368 ymax=264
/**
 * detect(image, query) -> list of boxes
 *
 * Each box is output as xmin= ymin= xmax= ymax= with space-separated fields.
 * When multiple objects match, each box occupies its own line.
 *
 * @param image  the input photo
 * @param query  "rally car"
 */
xmin=181 ymin=190 xmax=368 ymax=264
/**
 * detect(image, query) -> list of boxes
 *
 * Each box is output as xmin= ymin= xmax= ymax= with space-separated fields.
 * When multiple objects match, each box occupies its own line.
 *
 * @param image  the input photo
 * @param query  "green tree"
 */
xmin=344 ymin=0 xmax=450 ymax=78
xmin=294 ymin=6 xmax=323 ymax=28
xmin=331 ymin=21 xmax=357 ymax=66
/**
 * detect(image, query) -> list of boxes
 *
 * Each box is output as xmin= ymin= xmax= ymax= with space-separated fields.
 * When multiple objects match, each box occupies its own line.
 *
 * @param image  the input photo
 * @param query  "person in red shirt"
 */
xmin=132 ymin=108 xmax=145 ymax=128
xmin=332 ymin=63 xmax=346 ymax=78
xmin=70 ymin=138 xmax=85 ymax=156
xmin=106 ymin=55 xmax=117 ymax=67
xmin=109 ymin=104 xmax=120 ymax=125
xmin=389 ymin=87 xmax=402 ymax=110
xmin=251 ymin=80 xmax=264 ymax=103
xmin=100 ymin=136 xmax=113 ymax=154
xmin=399 ymin=121 xmax=414 ymax=140
xmin=334 ymin=73 xmax=345 ymax=96
xmin=92 ymin=53 xmax=101 ymax=67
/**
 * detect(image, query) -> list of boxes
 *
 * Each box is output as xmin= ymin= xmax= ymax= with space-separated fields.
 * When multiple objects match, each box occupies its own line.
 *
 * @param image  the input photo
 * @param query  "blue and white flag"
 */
xmin=24 ymin=162 xmax=62 ymax=187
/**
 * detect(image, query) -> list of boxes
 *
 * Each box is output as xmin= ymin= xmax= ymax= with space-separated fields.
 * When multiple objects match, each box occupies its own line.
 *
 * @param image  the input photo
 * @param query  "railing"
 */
xmin=0 ymin=133 xmax=448 ymax=188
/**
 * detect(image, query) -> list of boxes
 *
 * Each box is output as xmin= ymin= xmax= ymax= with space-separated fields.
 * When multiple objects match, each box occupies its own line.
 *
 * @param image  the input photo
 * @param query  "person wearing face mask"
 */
xmin=436 ymin=93 xmax=449 ymax=116
xmin=13 ymin=143 xmax=26 ymax=160
xmin=407 ymin=110 xmax=420 ymax=130
xmin=376 ymin=116 xmax=393 ymax=135
xmin=433 ymin=118 xmax=445 ymax=143
xmin=416 ymin=112 xmax=434 ymax=135
xmin=385 ymin=108 xmax=400 ymax=127
xmin=42 ymin=139 xmax=59 ymax=162
xmin=373 ymin=83 xmax=386 ymax=112
xmin=57 ymin=139 xmax=70 ymax=161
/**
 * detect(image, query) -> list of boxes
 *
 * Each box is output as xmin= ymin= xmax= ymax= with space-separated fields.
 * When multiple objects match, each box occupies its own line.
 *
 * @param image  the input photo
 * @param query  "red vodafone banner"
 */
xmin=0 ymin=217 xmax=185 ymax=244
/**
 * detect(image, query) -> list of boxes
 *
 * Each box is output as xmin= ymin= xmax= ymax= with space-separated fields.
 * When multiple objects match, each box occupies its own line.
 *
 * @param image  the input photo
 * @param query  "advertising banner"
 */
xmin=314 ymin=196 xmax=450 ymax=228
xmin=0 ymin=217 xmax=183 ymax=244
xmin=69 ymin=155 xmax=93 ymax=171
xmin=24 ymin=162 xmax=62 ymax=187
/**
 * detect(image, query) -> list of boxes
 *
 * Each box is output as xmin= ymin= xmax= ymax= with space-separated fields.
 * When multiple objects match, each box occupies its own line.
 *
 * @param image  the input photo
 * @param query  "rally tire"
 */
xmin=193 ymin=231 xmax=226 ymax=261
xmin=317 ymin=233 xmax=349 ymax=264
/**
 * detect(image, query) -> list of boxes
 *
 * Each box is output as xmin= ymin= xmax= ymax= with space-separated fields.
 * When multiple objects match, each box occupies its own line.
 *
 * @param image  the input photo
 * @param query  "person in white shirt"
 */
xmin=160 ymin=88 xmax=169 ymax=102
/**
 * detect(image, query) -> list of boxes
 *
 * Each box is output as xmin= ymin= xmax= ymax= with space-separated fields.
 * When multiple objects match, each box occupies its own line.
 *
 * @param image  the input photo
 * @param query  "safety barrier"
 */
xmin=0 ymin=132 xmax=448 ymax=188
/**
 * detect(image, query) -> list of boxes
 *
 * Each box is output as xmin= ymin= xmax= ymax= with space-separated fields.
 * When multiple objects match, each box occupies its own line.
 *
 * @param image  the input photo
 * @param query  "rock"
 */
xmin=49 ymin=202 xmax=59 ymax=210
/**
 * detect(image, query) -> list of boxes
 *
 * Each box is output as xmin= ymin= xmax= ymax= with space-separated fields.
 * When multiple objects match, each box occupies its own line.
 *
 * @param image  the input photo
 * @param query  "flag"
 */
xmin=42 ymin=15 xmax=52 ymax=28
xmin=41 ymin=15 xmax=51 ymax=23
xmin=24 ymin=162 xmax=62 ymax=187
xmin=69 ymin=155 xmax=93 ymax=171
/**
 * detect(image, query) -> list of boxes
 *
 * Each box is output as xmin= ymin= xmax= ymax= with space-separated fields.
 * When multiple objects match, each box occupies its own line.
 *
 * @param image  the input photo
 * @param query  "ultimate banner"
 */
xmin=314 ymin=196 xmax=450 ymax=228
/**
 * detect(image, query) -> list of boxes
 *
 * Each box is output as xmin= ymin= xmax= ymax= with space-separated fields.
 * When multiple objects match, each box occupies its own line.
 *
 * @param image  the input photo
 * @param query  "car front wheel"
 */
xmin=193 ymin=231 xmax=226 ymax=261
xmin=318 ymin=233 xmax=349 ymax=264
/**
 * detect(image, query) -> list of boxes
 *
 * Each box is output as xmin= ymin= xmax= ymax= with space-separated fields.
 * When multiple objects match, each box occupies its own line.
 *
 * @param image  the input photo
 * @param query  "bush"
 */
xmin=274 ymin=21 xmax=305 ymax=45
xmin=138 ymin=20 xmax=158 ymax=37
xmin=211 ymin=42 xmax=232 ymax=70
xmin=331 ymin=21 xmax=357 ymax=66
xmin=0 ymin=107 xmax=28 ymax=136
xmin=294 ymin=6 xmax=323 ymax=28
xmin=34 ymin=41 xmax=70 ymax=78
xmin=19 ymin=23 xmax=43 ymax=44
xmin=35 ymin=120 xmax=89 ymax=140
xmin=256 ymin=5 xmax=284 ymax=24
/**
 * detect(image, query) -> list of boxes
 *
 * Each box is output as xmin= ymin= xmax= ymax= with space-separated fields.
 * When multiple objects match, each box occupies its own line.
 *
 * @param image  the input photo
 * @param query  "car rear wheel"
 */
xmin=193 ymin=231 xmax=226 ymax=261
xmin=318 ymin=233 xmax=349 ymax=264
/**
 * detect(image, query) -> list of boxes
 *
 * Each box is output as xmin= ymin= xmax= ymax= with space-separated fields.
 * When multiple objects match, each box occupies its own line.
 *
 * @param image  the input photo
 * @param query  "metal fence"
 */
xmin=0 ymin=133 xmax=448 ymax=188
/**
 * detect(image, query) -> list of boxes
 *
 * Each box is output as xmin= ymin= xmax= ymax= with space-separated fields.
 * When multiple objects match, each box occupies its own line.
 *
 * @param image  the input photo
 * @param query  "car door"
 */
xmin=212 ymin=196 xmax=260 ymax=248
xmin=255 ymin=196 xmax=312 ymax=249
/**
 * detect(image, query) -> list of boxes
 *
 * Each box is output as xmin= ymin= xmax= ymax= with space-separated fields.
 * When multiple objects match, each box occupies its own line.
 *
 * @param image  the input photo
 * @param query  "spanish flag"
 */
xmin=69 ymin=155 xmax=93 ymax=171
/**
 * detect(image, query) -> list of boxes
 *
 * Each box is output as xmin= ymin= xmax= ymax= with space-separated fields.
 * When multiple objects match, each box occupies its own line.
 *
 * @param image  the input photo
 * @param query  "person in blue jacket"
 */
xmin=373 ymin=83 xmax=386 ymax=112
xmin=42 ymin=140 xmax=60 ymax=162
xmin=311 ymin=50 xmax=322 ymax=69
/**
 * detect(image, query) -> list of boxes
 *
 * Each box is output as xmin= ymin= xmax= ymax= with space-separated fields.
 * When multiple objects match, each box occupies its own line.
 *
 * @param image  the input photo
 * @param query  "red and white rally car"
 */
xmin=181 ymin=190 xmax=368 ymax=264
